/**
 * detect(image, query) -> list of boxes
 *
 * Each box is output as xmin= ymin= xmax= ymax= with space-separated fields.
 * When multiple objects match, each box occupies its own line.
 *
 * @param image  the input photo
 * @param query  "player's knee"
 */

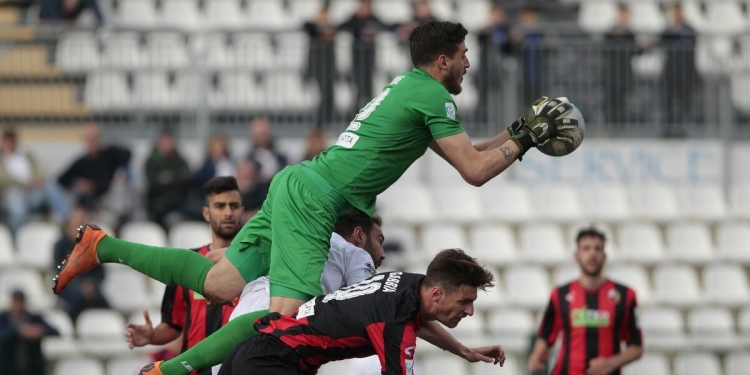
xmin=204 ymin=266 xmax=245 ymax=303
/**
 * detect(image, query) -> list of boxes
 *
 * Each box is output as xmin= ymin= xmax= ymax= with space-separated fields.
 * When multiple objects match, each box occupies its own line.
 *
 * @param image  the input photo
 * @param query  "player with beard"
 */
xmin=54 ymin=21 xmax=574 ymax=375
xmin=125 ymin=177 xmax=244 ymax=375
xmin=528 ymin=228 xmax=643 ymax=375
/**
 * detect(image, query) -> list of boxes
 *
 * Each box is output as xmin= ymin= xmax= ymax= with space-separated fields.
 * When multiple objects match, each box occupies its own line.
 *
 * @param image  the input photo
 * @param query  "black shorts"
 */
xmin=218 ymin=334 xmax=302 ymax=375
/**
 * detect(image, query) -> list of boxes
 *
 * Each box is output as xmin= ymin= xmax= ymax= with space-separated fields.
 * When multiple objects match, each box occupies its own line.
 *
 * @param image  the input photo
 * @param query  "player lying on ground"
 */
xmin=128 ymin=211 xmax=385 ymax=374
xmin=206 ymin=249 xmax=505 ymax=375
xmin=528 ymin=228 xmax=642 ymax=375
xmin=53 ymin=20 xmax=574 ymax=375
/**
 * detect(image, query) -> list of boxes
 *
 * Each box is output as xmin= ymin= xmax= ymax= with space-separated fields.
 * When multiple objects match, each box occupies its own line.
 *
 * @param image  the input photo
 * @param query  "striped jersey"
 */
xmin=255 ymin=272 xmax=424 ymax=375
xmin=537 ymin=279 xmax=642 ymax=375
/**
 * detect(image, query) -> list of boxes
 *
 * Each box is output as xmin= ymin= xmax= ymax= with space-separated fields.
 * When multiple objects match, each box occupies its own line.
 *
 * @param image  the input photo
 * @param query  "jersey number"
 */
xmin=355 ymin=88 xmax=391 ymax=121
xmin=322 ymin=275 xmax=385 ymax=303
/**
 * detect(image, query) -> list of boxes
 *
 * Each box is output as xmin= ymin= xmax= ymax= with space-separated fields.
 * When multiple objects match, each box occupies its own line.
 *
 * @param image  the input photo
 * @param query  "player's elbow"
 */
xmin=462 ymin=170 xmax=489 ymax=187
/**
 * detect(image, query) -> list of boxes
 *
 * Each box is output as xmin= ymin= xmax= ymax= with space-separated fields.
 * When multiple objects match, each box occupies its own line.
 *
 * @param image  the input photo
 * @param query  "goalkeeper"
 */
xmin=53 ymin=21 xmax=575 ymax=375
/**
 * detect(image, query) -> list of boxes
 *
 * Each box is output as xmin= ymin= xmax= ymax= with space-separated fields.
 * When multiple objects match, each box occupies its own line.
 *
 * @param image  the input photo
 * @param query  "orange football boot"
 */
xmin=52 ymin=223 xmax=107 ymax=294
xmin=139 ymin=361 xmax=164 ymax=375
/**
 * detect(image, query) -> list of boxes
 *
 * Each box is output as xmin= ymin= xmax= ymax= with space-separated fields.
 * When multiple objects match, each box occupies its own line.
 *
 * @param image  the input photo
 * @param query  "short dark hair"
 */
xmin=424 ymin=249 xmax=494 ymax=293
xmin=409 ymin=21 xmax=468 ymax=68
xmin=576 ymin=227 xmax=607 ymax=245
xmin=203 ymin=176 xmax=240 ymax=204
xmin=334 ymin=211 xmax=382 ymax=238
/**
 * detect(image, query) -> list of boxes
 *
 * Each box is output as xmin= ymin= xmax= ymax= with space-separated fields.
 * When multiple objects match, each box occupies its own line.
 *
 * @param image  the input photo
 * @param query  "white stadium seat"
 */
xmin=731 ymin=74 xmax=750 ymax=114
xmin=608 ymin=265 xmax=652 ymax=306
xmin=578 ymin=0 xmax=617 ymax=34
xmin=740 ymin=307 xmax=750 ymax=335
xmin=725 ymin=351 xmax=750 ymax=375
xmin=57 ymin=32 xmax=100 ymax=72
xmin=101 ymin=32 xmax=148 ymax=69
xmin=469 ymin=224 xmax=519 ymax=266
xmin=487 ymin=309 xmax=535 ymax=354
xmin=195 ymin=33 xmax=235 ymax=69
xmin=161 ymin=0 xmax=201 ymax=31
xmin=676 ymin=185 xmax=727 ymax=221
xmin=628 ymin=184 xmax=678 ymax=222
xmin=717 ymin=222 xmax=750 ymax=263
xmin=376 ymin=32 xmax=410 ymax=73
xmin=457 ymin=0 xmax=492 ymax=32
xmin=376 ymin=182 xmax=435 ymax=225
xmin=425 ymin=150 xmax=464 ymax=185
xmin=622 ymin=353 xmax=670 ymax=375
xmin=446 ymin=313 xmax=485 ymax=342
xmin=174 ymin=72 xmax=204 ymax=107
xmin=0 ymin=224 xmax=15 ymax=268
xmin=418 ymin=355 xmax=467 ymax=375
xmin=329 ymin=0 xmax=358 ymax=24
xmin=117 ymin=0 xmax=156 ymax=29
xmin=101 ymin=268 xmax=151 ymax=313
xmin=246 ymin=0 xmax=289 ymax=30
xmin=553 ymin=263 xmax=579 ymax=286
xmin=730 ymin=184 xmax=750 ymax=219
xmin=128 ymin=308 xmax=162 ymax=327
xmin=579 ymin=186 xmax=631 ymax=222
xmin=674 ymin=351 xmax=722 ymax=375
xmin=133 ymin=72 xmax=178 ymax=110
xmin=76 ymin=309 xmax=130 ymax=357
xmin=233 ymin=33 xmax=275 ymax=72
xmin=120 ymin=221 xmax=167 ymax=247
xmin=638 ymin=307 xmax=687 ymax=351
xmin=149 ymin=277 xmax=167 ymax=307
xmin=665 ymin=222 xmax=714 ymax=264
xmin=264 ymin=71 xmax=319 ymax=111
xmin=530 ymin=185 xmax=583 ymax=222
xmin=702 ymin=264 xmax=750 ymax=307
xmin=653 ymin=264 xmax=702 ymax=307
xmin=209 ymin=72 xmax=264 ymax=110
xmin=288 ymin=0 xmax=324 ymax=25
xmin=146 ymin=32 xmax=189 ymax=69
xmin=616 ymin=223 xmax=665 ymax=264
xmin=372 ymin=0 xmax=412 ymax=24
xmin=54 ymin=357 xmax=104 ymax=375
xmin=16 ymin=221 xmax=60 ymax=270
xmin=421 ymin=223 xmax=469 ymax=259
xmin=629 ymin=1 xmax=667 ymax=34
xmin=0 ymin=268 xmax=53 ymax=310
xmin=519 ymin=223 xmax=568 ymax=265
xmin=42 ymin=309 xmax=79 ymax=359
xmin=472 ymin=267 xmax=503 ymax=312
xmin=688 ymin=307 xmax=738 ymax=351
xmin=705 ymin=1 xmax=747 ymax=35
xmin=108 ymin=356 xmax=151 ymax=375
xmin=335 ymin=33 xmax=353 ymax=74
xmin=205 ymin=0 xmax=243 ymax=30
xmin=429 ymin=0 xmax=453 ymax=21
xmin=473 ymin=355 xmax=521 ymax=375
xmin=276 ymin=32 xmax=309 ymax=71
xmin=431 ymin=186 xmax=484 ymax=224
xmin=85 ymin=72 xmax=132 ymax=111
xmin=169 ymin=221 xmax=211 ymax=249
xmin=504 ymin=266 xmax=550 ymax=309
xmin=682 ymin=0 xmax=709 ymax=33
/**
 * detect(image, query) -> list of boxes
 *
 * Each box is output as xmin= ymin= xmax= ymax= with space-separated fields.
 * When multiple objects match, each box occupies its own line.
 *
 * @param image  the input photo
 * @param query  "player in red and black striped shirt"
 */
xmin=528 ymin=228 xmax=643 ymax=375
xmin=126 ymin=177 xmax=244 ymax=375
xmin=218 ymin=249 xmax=506 ymax=375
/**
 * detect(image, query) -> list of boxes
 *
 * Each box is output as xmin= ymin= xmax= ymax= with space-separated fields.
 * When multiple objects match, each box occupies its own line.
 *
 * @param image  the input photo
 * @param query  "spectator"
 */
xmin=246 ymin=117 xmax=288 ymax=183
xmin=304 ymin=6 xmax=338 ymax=126
xmin=513 ymin=6 xmax=545 ymax=107
xmin=338 ymin=0 xmax=390 ymax=111
xmin=195 ymin=133 xmax=235 ymax=194
xmin=477 ymin=4 xmax=513 ymax=121
xmin=604 ymin=4 xmax=640 ymax=124
xmin=0 ymin=290 xmax=60 ymax=375
xmin=57 ymin=123 xmax=131 ymax=211
xmin=661 ymin=2 xmax=697 ymax=136
xmin=302 ymin=127 xmax=328 ymax=162
xmin=145 ymin=129 xmax=193 ymax=229
xmin=235 ymin=160 xmax=267 ymax=222
xmin=39 ymin=0 xmax=104 ymax=27
xmin=397 ymin=0 xmax=438 ymax=40
xmin=53 ymin=207 xmax=108 ymax=322
xmin=0 ymin=129 xmax=71 ymax=234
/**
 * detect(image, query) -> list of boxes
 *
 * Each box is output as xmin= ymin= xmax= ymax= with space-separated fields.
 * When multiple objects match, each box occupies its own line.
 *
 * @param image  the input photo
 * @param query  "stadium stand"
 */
xmin=0 ymin=0 xmax=748 ymax=374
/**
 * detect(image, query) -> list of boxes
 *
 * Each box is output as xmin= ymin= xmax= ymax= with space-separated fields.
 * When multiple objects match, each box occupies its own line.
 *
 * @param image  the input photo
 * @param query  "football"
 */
xmin=535 ymin=98 xmax=585 ymax=157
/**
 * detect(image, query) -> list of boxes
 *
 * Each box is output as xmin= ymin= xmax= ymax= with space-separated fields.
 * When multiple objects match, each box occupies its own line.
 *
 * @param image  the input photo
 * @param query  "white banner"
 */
xmin=513 ymin=140 xmax=725 ymax=186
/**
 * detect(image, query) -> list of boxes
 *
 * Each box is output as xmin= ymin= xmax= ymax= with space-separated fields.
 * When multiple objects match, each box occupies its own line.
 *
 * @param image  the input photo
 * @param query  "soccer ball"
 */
xmin=535 ymin=99 xmax=585 ymax=157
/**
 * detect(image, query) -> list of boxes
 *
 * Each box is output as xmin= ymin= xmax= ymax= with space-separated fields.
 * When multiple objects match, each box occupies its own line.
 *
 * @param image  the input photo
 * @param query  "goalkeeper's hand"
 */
xmin=509 ymin=96 xmax=574 ymax=158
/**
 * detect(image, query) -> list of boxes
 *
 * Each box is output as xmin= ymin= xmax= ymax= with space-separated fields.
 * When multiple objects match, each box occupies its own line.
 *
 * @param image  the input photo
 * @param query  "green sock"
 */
xmin=160 ymin=309 xmax=270 ymax=375
xmin=96 ymin=236 xmax=213 ymax=294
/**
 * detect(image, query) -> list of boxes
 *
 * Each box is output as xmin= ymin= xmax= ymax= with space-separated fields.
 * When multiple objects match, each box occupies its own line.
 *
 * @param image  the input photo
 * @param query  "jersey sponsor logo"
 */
xmin=571 ymin=308 xmax=611 ymax=328
xmin=404 ymin=346 xmax=415 ymax=357
xmin=297 ymin=297 xmax=316 ymax=319
xmin=181 ymin=361 xmax=195 ymax=372
xmin=335 ymin=132 xmax=359 ymax=149
xmin=405 ymin=359 xmax=414 ymax=375
xmin=608 ymin=289 xmax=621 ymax=304
xmin=390 ymin=75 xmax=405 ymax=85
xmin=382 ymin=272 xmax=402 ymax=293
xmin=364 ymin=262 xmax=376 ymax=278
xmin=323 ymin=275 xmax=385 ymax=302
xmin=445 ymin=102 xmax=456 ymax=120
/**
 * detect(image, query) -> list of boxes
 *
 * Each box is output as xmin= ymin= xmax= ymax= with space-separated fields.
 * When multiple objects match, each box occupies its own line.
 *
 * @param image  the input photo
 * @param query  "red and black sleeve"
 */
xmin=366 ymin=321 xmax=417 ymax=375
xmin=161 ymin=285 xmax=186 ymax=331
xmin=537 ymin=288 xmax=564 ymax=346
xmin=621 ymin=288 xmax=643 ymax=346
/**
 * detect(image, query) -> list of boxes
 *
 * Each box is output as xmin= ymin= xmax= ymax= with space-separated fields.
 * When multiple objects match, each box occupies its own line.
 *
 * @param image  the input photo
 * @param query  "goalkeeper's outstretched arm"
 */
xmin=430 ymin=131 xmax=520 ymax=187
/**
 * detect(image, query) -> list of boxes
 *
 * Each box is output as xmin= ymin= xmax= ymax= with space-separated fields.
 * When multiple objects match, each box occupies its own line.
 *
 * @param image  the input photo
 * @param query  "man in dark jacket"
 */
xmin=145 ymin=129 xmax=193 ymax=228
xmin=0 ymin=290 xmax=60 ymax=375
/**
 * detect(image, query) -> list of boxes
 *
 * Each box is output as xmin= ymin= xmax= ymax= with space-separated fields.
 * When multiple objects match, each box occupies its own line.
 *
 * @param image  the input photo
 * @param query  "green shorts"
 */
xmin=224 ymin=164 xmax=352 ymax=301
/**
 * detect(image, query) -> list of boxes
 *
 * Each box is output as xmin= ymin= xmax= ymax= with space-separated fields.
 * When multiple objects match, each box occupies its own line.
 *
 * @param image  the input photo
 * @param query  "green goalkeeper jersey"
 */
xmin=303 ymin=68 xmax=465 ymax=216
